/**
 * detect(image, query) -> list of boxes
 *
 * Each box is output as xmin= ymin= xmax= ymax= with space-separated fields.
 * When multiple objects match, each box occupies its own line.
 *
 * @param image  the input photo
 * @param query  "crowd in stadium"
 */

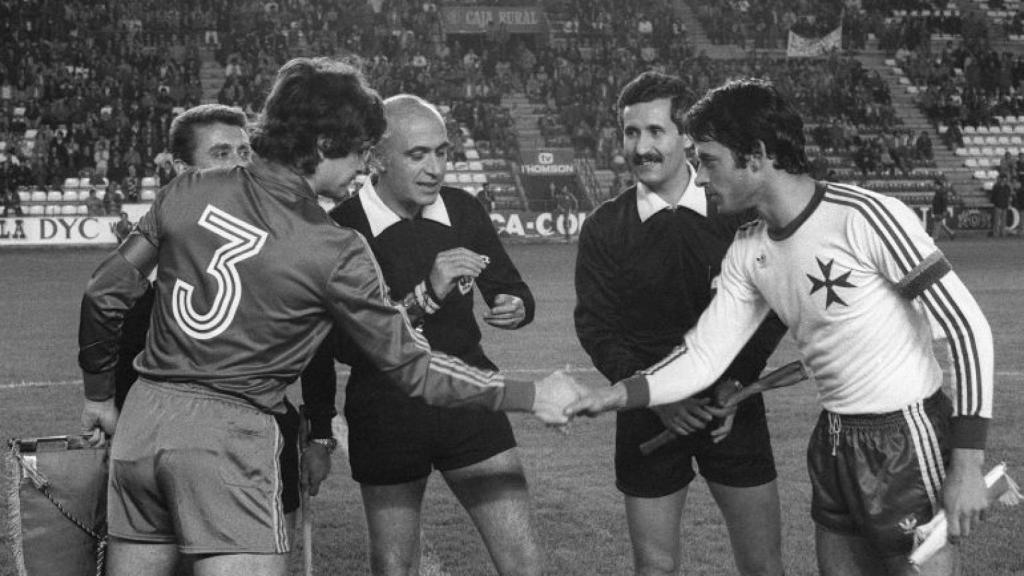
xmin=4 ymin=0 xmax=1024 ymax=217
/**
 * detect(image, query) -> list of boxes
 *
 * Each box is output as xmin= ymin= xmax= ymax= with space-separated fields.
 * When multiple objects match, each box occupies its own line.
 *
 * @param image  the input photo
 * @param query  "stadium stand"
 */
xmin=3 ymin=0 xmax=1021 ymax=219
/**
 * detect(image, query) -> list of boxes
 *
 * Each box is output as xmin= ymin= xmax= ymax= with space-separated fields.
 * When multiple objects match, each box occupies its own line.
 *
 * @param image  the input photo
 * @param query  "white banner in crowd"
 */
xmin=787 ymin=24 xmax=843 ymax=58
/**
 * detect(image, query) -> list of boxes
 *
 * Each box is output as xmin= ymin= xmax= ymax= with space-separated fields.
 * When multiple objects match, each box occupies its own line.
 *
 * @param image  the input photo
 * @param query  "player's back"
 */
xmin=134 ymin=158 xmax=354 ymax=411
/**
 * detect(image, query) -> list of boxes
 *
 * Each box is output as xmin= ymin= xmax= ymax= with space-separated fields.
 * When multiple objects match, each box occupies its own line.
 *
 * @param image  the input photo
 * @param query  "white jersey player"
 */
xmin=570 ymin=79 xmax=993 ymax=576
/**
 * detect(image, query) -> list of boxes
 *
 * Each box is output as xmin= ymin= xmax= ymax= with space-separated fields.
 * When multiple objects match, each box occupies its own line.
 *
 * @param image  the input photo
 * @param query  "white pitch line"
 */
xmin=5 ymin=368 xmax=1024 ymax=391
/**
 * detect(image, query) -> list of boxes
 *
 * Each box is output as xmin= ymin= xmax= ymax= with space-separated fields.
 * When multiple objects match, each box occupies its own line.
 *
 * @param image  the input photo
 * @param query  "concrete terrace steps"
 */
xmin=856 ymin=52 xmax=984 ymax=204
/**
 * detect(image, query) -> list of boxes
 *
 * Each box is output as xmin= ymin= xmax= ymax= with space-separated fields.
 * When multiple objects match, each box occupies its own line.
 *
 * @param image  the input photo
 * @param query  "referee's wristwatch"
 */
xmin=309 ymin=437 xmax=339 ymax=454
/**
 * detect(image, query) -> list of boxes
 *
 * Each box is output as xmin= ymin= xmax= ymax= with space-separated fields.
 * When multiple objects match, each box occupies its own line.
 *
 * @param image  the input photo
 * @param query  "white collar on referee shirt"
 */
xmin=635 ymin=162 xmax=707 ymax=222
xmin=359 ymin=178 xmax=452 ymax=238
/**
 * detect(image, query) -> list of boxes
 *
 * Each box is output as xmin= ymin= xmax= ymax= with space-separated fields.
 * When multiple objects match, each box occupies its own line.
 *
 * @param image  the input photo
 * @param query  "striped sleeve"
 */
xmin=826 ymin=184 xmax=992 ymax=448
xmin=630 ymin=238 xmax=772 ymax=408
xmin=324 ymin=232 xmax=534 ymax=412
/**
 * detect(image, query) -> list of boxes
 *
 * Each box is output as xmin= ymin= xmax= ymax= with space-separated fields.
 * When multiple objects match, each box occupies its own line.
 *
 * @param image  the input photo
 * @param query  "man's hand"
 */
xmin=81 ymin=398 xmax=119 ymax=446
xmin=652 ymin=398 xmax=715 ymax=436
xmin=532 ymin=370 xmax=586 ymax=425
xmin=301 ymin=443 xmax=333 ymax=497
xmin=943 ymin=448 xmax=988 ymax=544
xmin=429 ymin=248 xmax=489 ymax=299
xmin=483 ymin=294 xmax=525 ymax=329
xmin=565 ymin=384 xmax=628 ymax=418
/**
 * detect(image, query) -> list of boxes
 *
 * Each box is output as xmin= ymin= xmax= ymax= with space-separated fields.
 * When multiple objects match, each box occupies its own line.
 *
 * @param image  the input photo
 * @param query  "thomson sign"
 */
xmin=520 ymin=148 xmax=575 ymax=175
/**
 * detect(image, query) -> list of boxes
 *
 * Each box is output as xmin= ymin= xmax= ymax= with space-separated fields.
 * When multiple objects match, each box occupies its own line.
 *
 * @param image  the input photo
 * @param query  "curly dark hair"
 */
xmin=616 ymin=71 xmax=696 ymax=134
xmin=251 ymin=57 xmax=386 ymax=176
xmin=683 ymin=79 xmax=809 ymax=175
xmin=168 ymin=104 xmax=248 ymax=165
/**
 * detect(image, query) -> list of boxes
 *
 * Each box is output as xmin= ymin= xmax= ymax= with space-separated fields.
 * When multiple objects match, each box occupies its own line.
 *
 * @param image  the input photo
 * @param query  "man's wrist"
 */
xmin=308 ymin=437 xmax=339 ymax=454
xmin=83 ymin=370 xmax=116 ymax=401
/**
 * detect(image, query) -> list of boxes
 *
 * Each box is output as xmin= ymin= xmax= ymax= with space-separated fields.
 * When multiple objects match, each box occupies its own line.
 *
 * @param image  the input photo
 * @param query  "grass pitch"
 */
xmin=1 ymin=239 xmax=1022 ymax=575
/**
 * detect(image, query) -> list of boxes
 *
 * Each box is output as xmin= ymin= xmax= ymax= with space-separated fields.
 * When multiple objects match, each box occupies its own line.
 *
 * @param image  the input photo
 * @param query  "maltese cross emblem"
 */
xmin=807 ymin=257 xmax=855 ymax=309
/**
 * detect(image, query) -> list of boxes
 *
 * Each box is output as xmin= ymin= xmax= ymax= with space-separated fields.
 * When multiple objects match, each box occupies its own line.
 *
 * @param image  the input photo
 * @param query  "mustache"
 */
xmin=631 ymin=153 xmax=663 ymax=165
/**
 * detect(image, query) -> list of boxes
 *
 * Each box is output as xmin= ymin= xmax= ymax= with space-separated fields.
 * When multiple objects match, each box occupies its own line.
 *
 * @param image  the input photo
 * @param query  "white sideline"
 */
xmin=5 ymin=368 xmax=1023 ymax=391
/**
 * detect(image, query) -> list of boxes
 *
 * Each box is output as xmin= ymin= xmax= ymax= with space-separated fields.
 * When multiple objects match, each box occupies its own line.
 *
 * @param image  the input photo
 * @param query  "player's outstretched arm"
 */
xmin=564 ymin=383 xmax=630 ymax=417
xmin=79 ymin=233 xmax=157 ymax=443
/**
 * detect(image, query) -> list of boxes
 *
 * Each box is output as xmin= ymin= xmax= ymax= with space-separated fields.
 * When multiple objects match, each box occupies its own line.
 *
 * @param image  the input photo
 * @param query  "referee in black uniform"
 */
xmin=574 ymin=71 xmax=788 ymax=576
xmin=305 ymin=94 xmax=542 ymax=576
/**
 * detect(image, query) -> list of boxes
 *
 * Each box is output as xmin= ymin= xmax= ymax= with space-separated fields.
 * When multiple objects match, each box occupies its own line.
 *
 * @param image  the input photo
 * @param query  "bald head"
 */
xmin=373 ymin=94 xmax=451 ymax=219
xmin=379 ymin=94 xmax=446 ymax=148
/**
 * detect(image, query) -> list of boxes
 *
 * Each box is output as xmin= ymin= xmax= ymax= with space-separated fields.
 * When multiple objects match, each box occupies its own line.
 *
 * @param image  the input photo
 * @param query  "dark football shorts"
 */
xmin=615 ymin=393 xmax=777 ymax=498
xmin=274 ymin=400 xmax=301 ymax=516
xmin=808 ymin=390 xmax=951 ymax=557
xmin=108 ymin=380 xmax=290 ymax=554
xmin=345 ymin=369 xmax=516 ymax=486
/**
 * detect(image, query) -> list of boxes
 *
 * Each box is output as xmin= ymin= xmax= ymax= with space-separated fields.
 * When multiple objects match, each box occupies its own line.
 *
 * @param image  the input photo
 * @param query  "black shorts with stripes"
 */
xmin=808 ymin=390 xmax=952 ymax=557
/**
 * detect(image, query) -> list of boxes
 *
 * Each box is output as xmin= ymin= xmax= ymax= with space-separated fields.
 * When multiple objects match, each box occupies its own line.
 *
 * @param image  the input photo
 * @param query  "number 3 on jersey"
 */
xmin=172 ymin=205 xmax=268 ymax=340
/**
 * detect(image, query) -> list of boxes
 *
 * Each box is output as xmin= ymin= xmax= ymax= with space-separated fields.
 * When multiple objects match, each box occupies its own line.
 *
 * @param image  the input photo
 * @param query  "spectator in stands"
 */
xmin=85 ymin=189 xmax=105 ymax=216
xmin=991 ymin=172 xmax=1013 ymax=238
xmin=478 ymin=181 xmax=496 ymax=213
xmin=122 ymin=165 xmax=141 ymax=203
xmin=155 ymin=153 xmax=177 ymax=187
xmin=2 ymin=188 xmax=23 ymax=217
xmin=114 ymin=211 xmax=133 ymax=243
xmin=914 ymin=130 xmax=933 ymax=161
xmin=554 ymin=184 xmax=579 ymax=243
xmin=105 ymin=182 xmax=124 ymax=215
xmin=931 ymin=178 xmax=957 ymax=241
xmin=1000 ymin=151 xmax=1018 ymax=183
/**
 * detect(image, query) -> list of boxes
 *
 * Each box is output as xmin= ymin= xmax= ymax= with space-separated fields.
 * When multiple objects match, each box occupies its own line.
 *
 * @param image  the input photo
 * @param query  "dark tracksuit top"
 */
xmin=79 ymin=157 xmax=537 ymax=416
xmin=300 ymin=184 xmax=534 ymax=410
xmin=574 ymin=184 xmax=786 ymax=398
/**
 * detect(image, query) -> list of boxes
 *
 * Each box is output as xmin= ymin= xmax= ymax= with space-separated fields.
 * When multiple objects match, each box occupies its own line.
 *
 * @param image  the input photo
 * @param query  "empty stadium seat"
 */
xmin=443 ymin=173 xmax=458 ymax=184
xmin=465 ymin=149 xmax=480 ymax=160
xmin=141 ymin=176 xmax=158 ymax=189
xmin=46 ymin=190 xmax=63 ymax=203
xmin=141 ymin=189 xmax=157 ymax=202
xmin=62 ymin=177 xmax=80 ymax=190
xmin=17 ymin=191 xmax=30 ymax=204
xmin=76 ymin=205 xmax=88 ymax=216
xmin=965 ymin=158 xmax=979 ymax=167
xmin=60 ymin=205 xmax=77 ymax=216
xmin=468 ymin=161 xmax=484 ymax=171
xmin=27 ymin=205 xmax=44 ymax=216
xmin=30 ymin=190 xmax=46 ymax=203
xmin=44 ymin=205 xmax=60 ymax=215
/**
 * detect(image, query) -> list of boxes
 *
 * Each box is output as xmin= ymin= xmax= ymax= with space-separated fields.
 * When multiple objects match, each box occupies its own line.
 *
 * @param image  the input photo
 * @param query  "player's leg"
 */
xmin=360 ymin=478 xmax=431 ymax=576
xmin=707 ymin=481 xmax=784 ymax=576
xmin=625 ymin=490 xmax=688 ymax=576
xmin=442 ymin=448 xmax=542 ymax=576
xmin=700 ymin=394 xmax=783 ymax=576
xmin=106 ymin=384 xmax=184 ymax=576
xmin=815 ymin=527 xmax=887 ymax=576
xmin=106 ymin=539 xmax=179 ymax=576
xmin=614 ymin=409 xmax=695 ymax=576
